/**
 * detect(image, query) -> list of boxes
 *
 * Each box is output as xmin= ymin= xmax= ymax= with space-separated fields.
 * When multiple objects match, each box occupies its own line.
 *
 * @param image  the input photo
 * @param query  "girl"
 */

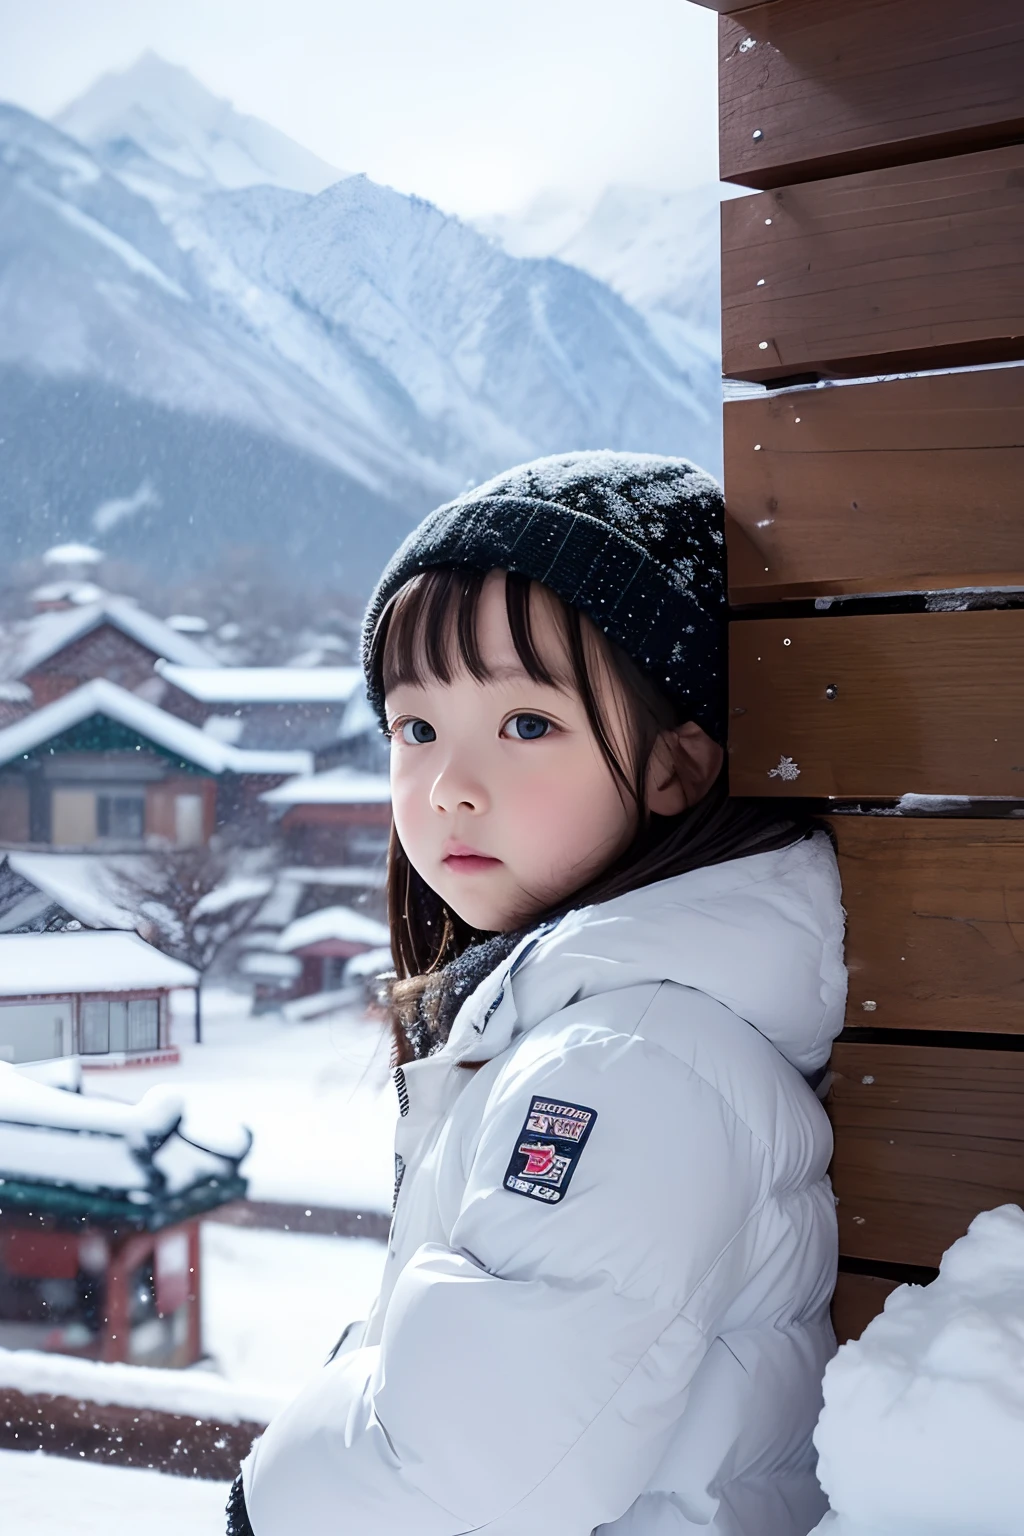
xmin=233 ymin=451 xmax=847 ymax=1536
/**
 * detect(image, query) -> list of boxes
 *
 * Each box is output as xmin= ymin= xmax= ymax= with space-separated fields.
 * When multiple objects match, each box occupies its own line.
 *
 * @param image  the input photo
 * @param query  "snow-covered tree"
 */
xmin=118 ymin=846 xmax=271 ymax=1042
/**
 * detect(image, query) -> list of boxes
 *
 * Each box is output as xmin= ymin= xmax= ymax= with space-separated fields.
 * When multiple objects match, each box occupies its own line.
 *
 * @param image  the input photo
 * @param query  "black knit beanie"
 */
xmin=362 ymin=450 xmax=727 ymax=743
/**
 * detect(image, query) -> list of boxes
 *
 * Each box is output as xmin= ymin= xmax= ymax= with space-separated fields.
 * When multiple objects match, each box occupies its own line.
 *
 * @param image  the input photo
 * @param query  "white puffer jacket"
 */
xmin=243 ymin=832 xmax=847 ymax=1536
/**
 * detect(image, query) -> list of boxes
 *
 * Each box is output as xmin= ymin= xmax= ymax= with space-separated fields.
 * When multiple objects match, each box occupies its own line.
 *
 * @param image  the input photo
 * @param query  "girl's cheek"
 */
xmin=513 ymin=763 xmax=623 ymax=863
xmin=390 ymin=767 xmax=432 ymax=859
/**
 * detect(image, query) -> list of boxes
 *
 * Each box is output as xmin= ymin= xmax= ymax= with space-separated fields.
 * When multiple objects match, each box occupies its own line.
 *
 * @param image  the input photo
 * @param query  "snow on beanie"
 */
xmin=362 ymin=450 xmax=728 ymax=743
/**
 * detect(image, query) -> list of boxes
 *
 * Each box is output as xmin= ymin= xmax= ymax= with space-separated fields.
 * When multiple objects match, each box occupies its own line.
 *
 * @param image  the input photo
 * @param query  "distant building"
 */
xmin=261 ymin=765 xmax=391 ymax=865
xmin=0 ymin=679 xmax=310 ymax=850
xmin=276 ymin=905 xmax=390 ymax=996
xmin=0 ymin=1058 xmax=248 ymax=1366
xmin=156 ymin=661 xmax=368 ymax=756
xmin=0 ymin=930 xmax=197 ymax=1068
xmin=4 ymin=597 xmax=218 ymax=710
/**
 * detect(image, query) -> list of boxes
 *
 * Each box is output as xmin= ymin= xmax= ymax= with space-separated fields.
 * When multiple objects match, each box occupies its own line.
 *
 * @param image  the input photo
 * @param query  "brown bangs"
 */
xmin=369 ymin=566 xmax=570 ymax=700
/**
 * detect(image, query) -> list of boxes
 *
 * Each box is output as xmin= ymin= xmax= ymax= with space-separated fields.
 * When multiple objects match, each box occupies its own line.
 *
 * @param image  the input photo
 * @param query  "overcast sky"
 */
xmin=0 ymin=0 xmax=719 ymax=216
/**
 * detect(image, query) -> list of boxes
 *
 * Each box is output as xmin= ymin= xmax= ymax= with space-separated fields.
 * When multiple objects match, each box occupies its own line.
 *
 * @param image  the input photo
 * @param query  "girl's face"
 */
xmin=385 ymin=570 xmax=720 ymax=933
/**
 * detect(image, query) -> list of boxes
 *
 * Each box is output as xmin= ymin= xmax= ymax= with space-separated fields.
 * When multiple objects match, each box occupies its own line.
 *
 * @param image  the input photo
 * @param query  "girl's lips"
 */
xmin=443 ymin=853 xmax=502 ymax=873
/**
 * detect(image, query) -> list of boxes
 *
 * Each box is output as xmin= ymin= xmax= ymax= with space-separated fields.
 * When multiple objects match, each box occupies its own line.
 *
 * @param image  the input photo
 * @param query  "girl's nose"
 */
xmin=429 ymin=761 xmax=489 ymax=815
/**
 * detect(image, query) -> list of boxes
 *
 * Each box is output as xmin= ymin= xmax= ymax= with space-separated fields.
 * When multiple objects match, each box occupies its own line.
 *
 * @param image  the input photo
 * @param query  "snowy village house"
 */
xmin=693 ymin=0 xmax=1024 ymax=1341
xmin=0 ymin=1049 xmax=249 ymax=1370
xmin=0 ymin=930 xmax=194 ymax=1069
xmin=0 ymin=679 xmax=310 ymax=851
xmin=2 ymin=589 xmax=216 ymax=718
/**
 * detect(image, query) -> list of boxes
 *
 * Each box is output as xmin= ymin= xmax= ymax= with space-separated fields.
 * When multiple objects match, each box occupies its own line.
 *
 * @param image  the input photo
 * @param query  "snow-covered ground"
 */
xmin=2 ymin=1448 xmax=231 ymax=1535
xmin=200 ymin=1225 xmax=385 ymax=1397
xmin=85 ymin=988 xmax=396 ymax=1211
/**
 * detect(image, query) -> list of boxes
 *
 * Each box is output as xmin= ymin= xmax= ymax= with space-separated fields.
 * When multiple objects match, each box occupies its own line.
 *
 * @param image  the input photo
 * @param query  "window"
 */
xmin=81 ymin=998 xmax=109 ymax=1054
xmin=128 ymin=998 xmax=159 ymax=1051
xmin=80 ymin=998 xmax=159 ymax=1054
xmin=322 ymin=956 xmax=347 ymax=991
xmin=97 ymin=793 xmax=145 ymax=841
xmin=108 ymin=1000 xmax=128 ymax=1053
xmin=51 ymin=789 xmax=97 ymax=846
xmin=174 ymin=793 xmax=204 ymax=847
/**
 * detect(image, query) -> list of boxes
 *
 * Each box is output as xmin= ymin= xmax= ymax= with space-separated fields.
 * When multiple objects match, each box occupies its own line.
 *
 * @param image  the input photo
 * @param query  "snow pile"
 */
xmin=813 ymin=1205 xmax=1024 ymax=1536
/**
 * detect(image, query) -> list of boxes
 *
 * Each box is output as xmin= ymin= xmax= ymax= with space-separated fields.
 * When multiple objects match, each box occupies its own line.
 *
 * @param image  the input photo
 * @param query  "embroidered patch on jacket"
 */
xmin=503 ymin=1096 xmax=597 ymax=1205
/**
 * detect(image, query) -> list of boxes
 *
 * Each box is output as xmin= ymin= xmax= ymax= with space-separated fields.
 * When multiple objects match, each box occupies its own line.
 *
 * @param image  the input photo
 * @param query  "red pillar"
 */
xmin=100 ymin=1232 xmax=153 ymax=1364
xmin=186 ymin=1219 xmax=202 ymax=1365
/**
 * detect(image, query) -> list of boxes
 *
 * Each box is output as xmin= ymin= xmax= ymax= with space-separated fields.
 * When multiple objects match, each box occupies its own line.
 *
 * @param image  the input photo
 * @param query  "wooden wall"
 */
xmin=703 ymin=0 xmax=1024 ymax=1342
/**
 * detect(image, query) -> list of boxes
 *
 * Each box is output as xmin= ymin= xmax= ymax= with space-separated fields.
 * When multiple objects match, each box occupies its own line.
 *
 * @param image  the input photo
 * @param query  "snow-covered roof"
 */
xmin=0 ymin=681 xmax=31 ymax=703
xmin=262 ymin=765 xmax=391 ymax=807
xmin=0 ymin=1059 xmax=249 ymax=1220
xmin=0 ymin=852 xmax=138 ymax=931
xmin=0 ymin=931 xmax=198 ymax=995
xmin=158 ymin=662 xmax=363 ymax=704
xmin=0 ymin=678 xmax=313 ymax=776
xmin=282 ymin=865 xmax=387 ymax=887
xmin=32 ymin=580 xmax=104 ymax=605
xmin=10 ymin=597 xmax=218 ymax=678
xmin=277 ymin=906 xmax=390 ymax=953
xmin=43 ymin=543 xmax=103 ymax=567
xmin=344 ymin=945 xmax=393 ymax=981
xmin=239 ymin=951 xmax=301 ymax=979
xmin=191 ymin=875 xmax=274 ymax=917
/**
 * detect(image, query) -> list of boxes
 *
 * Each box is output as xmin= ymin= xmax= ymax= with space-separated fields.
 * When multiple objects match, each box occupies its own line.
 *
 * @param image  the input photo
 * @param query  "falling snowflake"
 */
xmin=768 ymin=755 xmax=800 ymax=781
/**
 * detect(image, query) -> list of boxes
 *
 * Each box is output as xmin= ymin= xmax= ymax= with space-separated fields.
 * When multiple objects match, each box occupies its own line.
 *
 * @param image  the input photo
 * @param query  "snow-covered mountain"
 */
xmin=0 ymin=56 xmax=720 ymax=596
xmin=479 ymin=182 xmax=724 ymax=378
xmin=54 ymin=51 xmax=343 ymax=200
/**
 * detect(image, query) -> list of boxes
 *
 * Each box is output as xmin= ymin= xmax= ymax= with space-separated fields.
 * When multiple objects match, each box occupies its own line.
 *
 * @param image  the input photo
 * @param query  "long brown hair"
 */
xmin=366 ymin=566 xmax=817 ymax=1061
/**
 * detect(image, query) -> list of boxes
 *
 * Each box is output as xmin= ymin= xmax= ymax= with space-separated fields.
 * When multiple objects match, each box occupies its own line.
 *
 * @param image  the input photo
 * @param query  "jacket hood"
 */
xmin=451 ymin=831 xmax=847 ymax=1076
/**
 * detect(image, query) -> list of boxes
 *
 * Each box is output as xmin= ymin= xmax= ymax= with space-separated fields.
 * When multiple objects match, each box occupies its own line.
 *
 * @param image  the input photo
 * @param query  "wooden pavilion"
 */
xmin=690 ymin=0 xmax=1024 ymax=1338
xmin=0 ymin=1063 xmax=249 ymax=1367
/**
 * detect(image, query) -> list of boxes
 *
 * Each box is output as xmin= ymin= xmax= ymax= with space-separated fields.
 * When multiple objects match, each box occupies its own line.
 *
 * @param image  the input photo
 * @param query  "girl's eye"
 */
xmin=502 ymin=713 xmax=552 ymax=741
xmin=399 ymin=718 xmax=436 ymax=745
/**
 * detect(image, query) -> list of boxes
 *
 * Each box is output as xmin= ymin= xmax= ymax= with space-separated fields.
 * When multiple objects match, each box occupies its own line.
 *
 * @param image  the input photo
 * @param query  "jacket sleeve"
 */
xmin=242 ymin=1015 xmax=772 ymax=1536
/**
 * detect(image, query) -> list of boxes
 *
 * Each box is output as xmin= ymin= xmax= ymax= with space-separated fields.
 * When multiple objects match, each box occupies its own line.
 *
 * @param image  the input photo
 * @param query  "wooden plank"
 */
xmin=831 ymin=1271 xmax=899 ymax=1346
xmin=721 ymin=145 xmax=1024 ymax=385
xmin=0 ymin=1383 xmax=263 ymax=1477
xmin=720 ymin=0 xmax=1024 ymax=189
xmin=829 ymin=818 xmax=1024 ymax=1035
xmin=729 ymin=610 xmax=1024 ymax=799
xmin=725 ymin=367 xmax=1024 ymax=604
xmin=828 ymin=1041 xmax=1024 ymax=1266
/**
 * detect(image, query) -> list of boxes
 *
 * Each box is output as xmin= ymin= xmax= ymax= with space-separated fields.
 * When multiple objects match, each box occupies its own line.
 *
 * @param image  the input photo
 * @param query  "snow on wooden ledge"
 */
xmin=0 ymin=1343 xmax=283 ymax=1425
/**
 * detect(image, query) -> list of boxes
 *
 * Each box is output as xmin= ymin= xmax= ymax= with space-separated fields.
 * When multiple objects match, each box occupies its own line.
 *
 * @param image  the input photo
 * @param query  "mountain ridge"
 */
xmin=0 ymin=55 xmax=721 ymax=598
